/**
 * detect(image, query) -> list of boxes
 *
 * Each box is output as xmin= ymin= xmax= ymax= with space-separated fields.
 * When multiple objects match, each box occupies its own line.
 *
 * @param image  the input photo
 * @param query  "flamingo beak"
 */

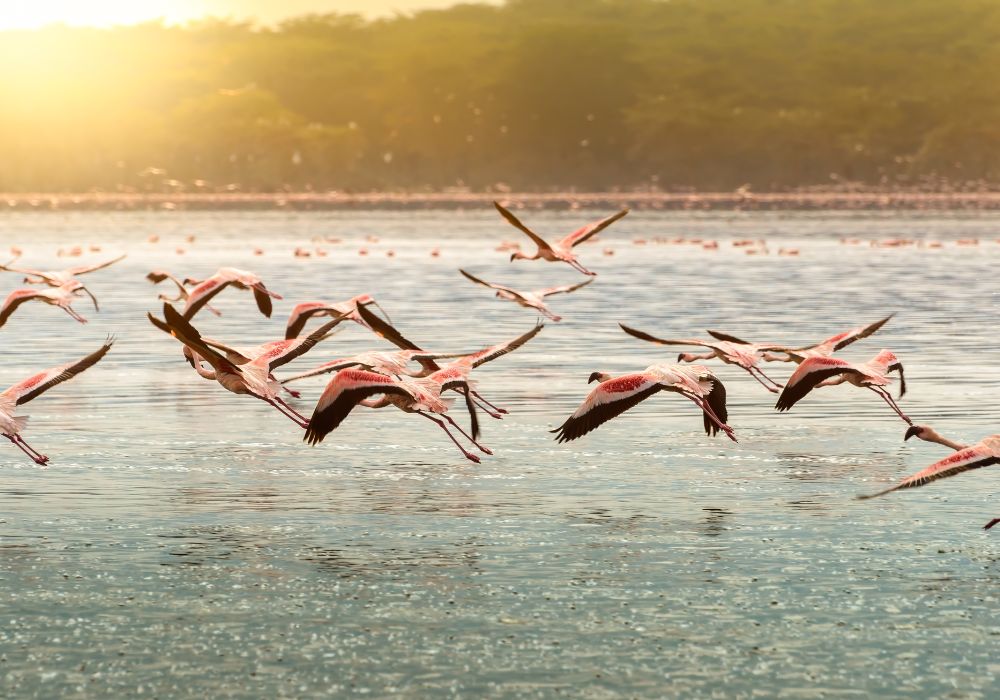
xmin=588 ymin=372 xmax=603 ymax=384
xmin=509 ymin=253 xmax=517 ymax=262
xmin=903 ymin=426 xmax=921 ymax=441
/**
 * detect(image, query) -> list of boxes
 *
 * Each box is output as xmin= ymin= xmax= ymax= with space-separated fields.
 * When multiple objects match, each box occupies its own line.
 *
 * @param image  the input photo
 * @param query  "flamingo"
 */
xmin=774 ymin=350 xmax=910 ymax=423
xmin=1 ymin=338 xmax=114 ymax=464
xmin=858 ymin=427 xmax=999 ymax=529
xmin=147 ymin=303 xmax=332 ymax=428
xmin=552 ymin=364 xmax=736 ymax=443
xmin=458 ymin=269 xmax=593 ymax=321
xmin=284 ymin=295 xmax=391 ymax=339
xmin=708 ymin=315 xmax=893 ymax=364
xmin=281 ymin=349 xmax=464 ymax=384
xmin=494 ymin=201 xmax=628 ymax=276
xmin=0 ymin=254 xmax=126 ymax=287
xmin=618 ymin=324 xmax=784 ymax=393
xmin=181 ymin=267 xmax=281 ymax=319
xmin=0 ymin=281 xmax=99 ymax=328
xmin=304 ymin=369 xmax=490 ymax=463
xmin=146 ymin=270 xmax=222 ymax=317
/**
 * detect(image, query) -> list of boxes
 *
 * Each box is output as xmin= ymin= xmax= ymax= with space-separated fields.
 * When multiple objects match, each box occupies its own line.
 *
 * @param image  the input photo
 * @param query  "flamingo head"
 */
xmin=510 ymin=251 xmax=526 ymax=262
xmin=904 ymin=425 xmax=927 ymax=441
xmin=588 ymin=371 xmax=612 ymax=384
xmin=677 ymin=352 xmax=697 ymax=362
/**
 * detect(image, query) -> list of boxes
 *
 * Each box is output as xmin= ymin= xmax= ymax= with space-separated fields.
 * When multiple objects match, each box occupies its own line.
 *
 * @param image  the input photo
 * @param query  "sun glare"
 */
xmin=0 ymin=1 xmax=196 ymax=29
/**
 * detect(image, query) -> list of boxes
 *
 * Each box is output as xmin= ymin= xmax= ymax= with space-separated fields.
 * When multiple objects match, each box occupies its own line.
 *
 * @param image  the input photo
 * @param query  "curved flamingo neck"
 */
xmin=917 ymin=428 xmax=966 ymax=450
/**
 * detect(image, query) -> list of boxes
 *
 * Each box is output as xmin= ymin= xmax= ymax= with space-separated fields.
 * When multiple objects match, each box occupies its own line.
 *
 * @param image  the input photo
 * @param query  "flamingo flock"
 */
xmin=0 ymin=203 xmax=994 ymax=529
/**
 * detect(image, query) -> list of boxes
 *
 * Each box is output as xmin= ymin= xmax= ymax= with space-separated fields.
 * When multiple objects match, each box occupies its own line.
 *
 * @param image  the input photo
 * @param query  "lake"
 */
xmin=0 ymin=208 xmax=997 ymax=698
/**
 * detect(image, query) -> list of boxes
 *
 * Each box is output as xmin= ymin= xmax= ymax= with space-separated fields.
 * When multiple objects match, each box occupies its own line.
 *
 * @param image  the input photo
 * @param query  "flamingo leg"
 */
xmin=869 ymin=386 xmax=912 ymax=425
xmin=265 ymin=398 xmax=309 ymax=428
xmin=744 ymin=367 xmax=780 ymax=393
xmin=205 ymin=303 xmax=222 ymax=317
xmin=416 ymin=411 xmax=481 ymax=463
xmin=679 ymin=394 xmax=737 ymax=443
xmin=4 ymin=434 xmax=48 ymax=465
xmin=566 ymin=258 xmax=596 ymax=276
xmin=61 ymin=305 xmax=87 ymax=324
xmin=440 ymin=413 xmax=493 ymax=455
xmin=273 ymin=396 xmax=310 ymax=424
xmin=984 ymin=518 xmax=999 ymax=530
xmin=471 ymin=390 xmax=507 ymax=415
xmin=751 ymin=365 xmax=784 ymax=389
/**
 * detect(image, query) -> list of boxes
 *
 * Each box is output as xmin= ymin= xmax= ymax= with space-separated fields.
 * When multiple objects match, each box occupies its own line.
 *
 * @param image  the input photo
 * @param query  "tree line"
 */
xmin=2 ymin=0 xmax=999 ymax=193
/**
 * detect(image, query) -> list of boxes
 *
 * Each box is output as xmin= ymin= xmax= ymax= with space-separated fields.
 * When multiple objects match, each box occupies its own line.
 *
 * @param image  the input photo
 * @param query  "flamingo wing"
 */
xmin=459 ymin=269 xmax=526 ymax=299
xmin=3 ymin=338 xmax=114 ymax=405
xmin=619 ymin=324 xmax=715 ymax=348
xmin=436 ymin=378 xmax=481 ymax=439
xmin=280 ymin=358 xmax=370 ymax=384
xmin=0 ymin=263 xmax=57 ymax=284
xmin=775 ymin=357 xmax=865 ymax=412
xmin=255 ymin=316 xmax=348 ymax=372
xmin=493 ymin=202 xmax=553 ymax=252
xmin=538 ymin=278 xmax=594 ymax=297
xmin=552 ymin=374 xmax=664 ymax=443
xmin=802 ymin=314 xmax=894 ymax=353
xmin=858 ymin=444 xmax=999 ymax=499
xmin=182 ymin=276 xmax=232 ymax=319
xmin=0 ymin=289 xmax=42 ymax=328
xmin=66 ymin=254 xmax=126 ymax=276
xmin=150 ymin=303 xmax=241 ymax=375
xmin=305 ymin=370 xmax=416 ymax=445
xmin=284 ymin=302 xmax=340 ymax=339
xmin=559 ymin=208 xmax=629 ymax=248
xmin=463 ymin=322 xmax=544 ymax=369
xmin=706 ymin=329 xmax=754 ymax=345
xmin=355 ymin=304 xmax=441 ymax=374
xmin=702 ymin=375 xmax=729 ymax=437
xmin=253 ymin=286 xmax=275 ymax=318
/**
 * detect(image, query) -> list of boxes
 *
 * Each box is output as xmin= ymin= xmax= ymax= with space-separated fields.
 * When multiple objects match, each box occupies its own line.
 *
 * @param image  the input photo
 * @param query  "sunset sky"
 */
xmin=2 ymin=0 xmax=496 ymax=29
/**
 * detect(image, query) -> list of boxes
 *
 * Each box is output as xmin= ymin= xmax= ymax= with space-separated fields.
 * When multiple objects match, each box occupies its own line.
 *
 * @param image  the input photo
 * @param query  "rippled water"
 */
xmin=0 ymin=209 xmax=997 ymax=698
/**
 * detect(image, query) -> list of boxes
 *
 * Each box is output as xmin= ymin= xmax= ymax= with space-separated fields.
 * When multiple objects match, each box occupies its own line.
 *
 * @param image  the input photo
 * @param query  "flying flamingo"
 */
xmin=858 ymin=426 xmax=999 ymax=529
xmin=552 ymin=364 xmax=736 ymax=443
xmin=304 ymin=369 xmax=490 ymax=462
xmin=281 ymin=349 xmax=465 ymax=384
xmin=618 ymin=324 xmax=784 ymax=393
xmin=146 ymin=270 xmax=222 ymax=317
xmin=0 ymin=254 xmax=126 ymax=287
xmin=1 ymin=338 xmax=114 ymax=464
xmin=774 ymin=350 xmax=910 ymax=423
xmin=181 ymin=267 xmax=281 ymax=319
xmin=0 ymin=281 xmax=99 ymax=328
xmin=708 ymin=315 xmax=893 ymax=364
xmin=147 ymin=303 xmax=333 ymax=428
xmin=494 ymin=201 xmax=628 ymax=276
xmin=459 ymin=269 xmax=593 ymax=321
xmin=284 ymin=295 xmax=391 ymax=339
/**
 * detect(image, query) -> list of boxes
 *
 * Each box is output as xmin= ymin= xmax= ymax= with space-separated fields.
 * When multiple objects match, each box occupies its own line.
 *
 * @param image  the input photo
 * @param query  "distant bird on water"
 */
xmin=1 ymin=338 xmax=114 ymax=464
xmin=552 ymin=364 xmax=736 ymax=444
xmin=493 ymin=201 xmax=628 ymax=276
xmin=459 ymin=269 xmax=592 ymax=321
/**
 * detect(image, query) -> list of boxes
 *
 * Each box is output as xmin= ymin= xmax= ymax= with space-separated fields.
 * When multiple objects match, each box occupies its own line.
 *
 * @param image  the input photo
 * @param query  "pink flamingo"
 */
xmin=146 ymin=270 xmax=222 ymax=317
xmin=181 ymin=267 xmax=281 ymax=319
xmin=1 ymin=338 xmax=113 ymax=464
xmin=0 ymin=254 xmax=126 ymax=286
xmin=494 ymin=201 xmax=628 ymax=276
xmin=284 ymin=295 xmax=391 ymax=339
xmin=775 ymin=350 xmax=910 ymax=423
xmin=281 ymin=350 xmax=464 ymax=384
xmin=147 ymin=303 xmax=322 ymax=428
xmin=0 ymin=281 xmax=98 ymax=328
xmin=708 ymin=315 xmax=893 ymax=364
xmin=859 ymin=426 xmax=998 ymax=529
xmin=552 ymin=364 xmax=736 ymax=443
xmin=619 ymin=324 xmax=784 ymax=393
xmin=459 ymin=269 xmax=592 ymax=321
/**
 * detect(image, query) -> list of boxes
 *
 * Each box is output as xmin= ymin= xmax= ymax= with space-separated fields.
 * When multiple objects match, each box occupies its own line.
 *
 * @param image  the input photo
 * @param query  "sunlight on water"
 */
xmin=0 ymin=209 xmax=997 ymax=697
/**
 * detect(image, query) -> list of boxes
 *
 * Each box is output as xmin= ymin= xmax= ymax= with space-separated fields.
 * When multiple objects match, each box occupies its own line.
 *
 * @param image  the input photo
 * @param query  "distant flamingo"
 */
xmin=0 ymin=254 xmax=126 ymax=286
xmin=181 ymin=267 xmax=281 ymax=319
xmin=284 ymin=295 xmax=390 ymax=339
xmin=775 ymin=350 xmax=910 ymax=423
xmin=0 ymin=281 xmax=98 ymax=328
xmin=552 ymin=364 xmax=736 ymax=443
xmin=494 ymin=201 xmax=628 ymax=275
xmin=146 ymin=270 xmax=221 ymax=317
xmin=1 ymin=338 xmax=113 ymax=464
xmin=148 ymin=303 xmax=320 ymax=428
xmin=859 ymin=429 xmax=998 ymax=529
xmin=619 ymin=324 xmax=783 ymax=393
xmin=459 ymin=269 xmax=592 ymax=321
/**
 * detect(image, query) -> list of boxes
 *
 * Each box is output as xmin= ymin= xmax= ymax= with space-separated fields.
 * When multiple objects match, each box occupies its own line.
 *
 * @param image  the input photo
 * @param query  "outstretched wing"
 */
xmin=3 ymin=337 xmax=114 ymax=405
xmin=538 ymin=278 xmax=594 ymax=297
xmin=619 ymin=323 xmax=714 ymax=348
xmin=551 ymin=373 xmax=664 ymax=443
xmin=183 ymin=276 xmax=232 ymax=319
xmin=305 ymin=370 xmax=415 ymax=445
xmin=0 ymin=263 xmax=57 ymax=284
xmin=355 ymin=303 xmax=441 ymax=374
xmin=493 ymin=201 xmax=552 ymax=252
xmin=858 ymin=444 xmax=999 ymax=499
xmin=280 ymin=358 xmax=371 ymax=384
xmin=809 ymin=314 xmax=894 ymax=352
xmin=254 ymin=316 xmax=348 ymax=372
xmin=150 ymin=303 xmax=240 ymax=375
xmin=462 ymin=322 xmax=544 ymax=369
xmin=253 ymin=286 xmax=274 ymax=318
xmin=0 ymin=289 xmax=42 ymax=328
xmin=459 ymin=269 xmax=527 ymax=300
xmin=775 ymin=357 xmax=864 ymax=412
xmin=706 ymin=329 xmax=754 ymax=345
xmin=702 ymin=374 xmax=729 ymax=437
xmin=559 ymin=208 xmax=629 ymax=248
xmin=66 ymin=254 xmax=126 ymax=276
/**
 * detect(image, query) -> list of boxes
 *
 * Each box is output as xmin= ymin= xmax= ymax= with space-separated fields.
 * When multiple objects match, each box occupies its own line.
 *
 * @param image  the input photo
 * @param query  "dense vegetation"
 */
xmin=2 ymin=0 xmax=1000 ymax=192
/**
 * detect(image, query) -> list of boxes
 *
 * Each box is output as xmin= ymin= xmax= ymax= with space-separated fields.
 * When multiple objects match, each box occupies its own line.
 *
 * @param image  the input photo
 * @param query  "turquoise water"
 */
xmin=0 ymin=209 xmax=997 ymax=698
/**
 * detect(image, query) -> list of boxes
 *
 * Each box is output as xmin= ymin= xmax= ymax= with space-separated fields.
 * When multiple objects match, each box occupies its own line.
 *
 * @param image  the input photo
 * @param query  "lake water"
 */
xmin=0 ymin=209 xmax=997 ymax=698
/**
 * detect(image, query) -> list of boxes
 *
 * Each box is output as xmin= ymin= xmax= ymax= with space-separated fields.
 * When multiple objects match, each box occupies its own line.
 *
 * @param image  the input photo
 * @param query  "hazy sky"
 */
xmin=3 ymin=1 xmax=500 ymax=30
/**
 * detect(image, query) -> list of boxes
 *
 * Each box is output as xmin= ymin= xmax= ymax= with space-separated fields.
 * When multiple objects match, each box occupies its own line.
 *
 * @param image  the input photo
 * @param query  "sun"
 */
xmin=0 ymin=0 xmax=196 ymax=30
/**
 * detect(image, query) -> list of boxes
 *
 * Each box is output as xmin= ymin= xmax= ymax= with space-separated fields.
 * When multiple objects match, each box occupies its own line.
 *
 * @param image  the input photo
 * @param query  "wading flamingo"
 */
xmin=1 ymin=338 xmax=114 ymax=464
xmin=459 ymin=269 xmax=592 ymax=321
xmin=284 ymin=295 xmax=391 ymax=339
xmin=775 ymin=350 xmax=910 ymax=423
xmin=552 ymin=364 xmax=736 ymax=443
xmin=181 ymin=267 xmax=281 ymax=319
xmin=148 ymin=303 xmax=333 ymax=428
xmin=0 ymin=281 xmax=99 ymax=328
xmin=858 ymin=427 xmax=999 ymax=529
xmin=0 ymin=254 xmax=126 ymax=286
xmin=494 ymin=201 xmax=628 ymax=276
xmin=619 ymin=324 xmax=783 ymax=393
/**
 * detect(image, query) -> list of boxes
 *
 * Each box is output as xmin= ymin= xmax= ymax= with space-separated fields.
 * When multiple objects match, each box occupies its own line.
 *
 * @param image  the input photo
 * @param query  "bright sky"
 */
xmin=1 ymin=0 xmax=497 ymax=30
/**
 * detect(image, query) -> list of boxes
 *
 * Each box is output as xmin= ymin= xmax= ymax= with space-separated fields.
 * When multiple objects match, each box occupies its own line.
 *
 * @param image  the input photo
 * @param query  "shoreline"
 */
xmin=4 ymin=190 xmax=1000 ymax=211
